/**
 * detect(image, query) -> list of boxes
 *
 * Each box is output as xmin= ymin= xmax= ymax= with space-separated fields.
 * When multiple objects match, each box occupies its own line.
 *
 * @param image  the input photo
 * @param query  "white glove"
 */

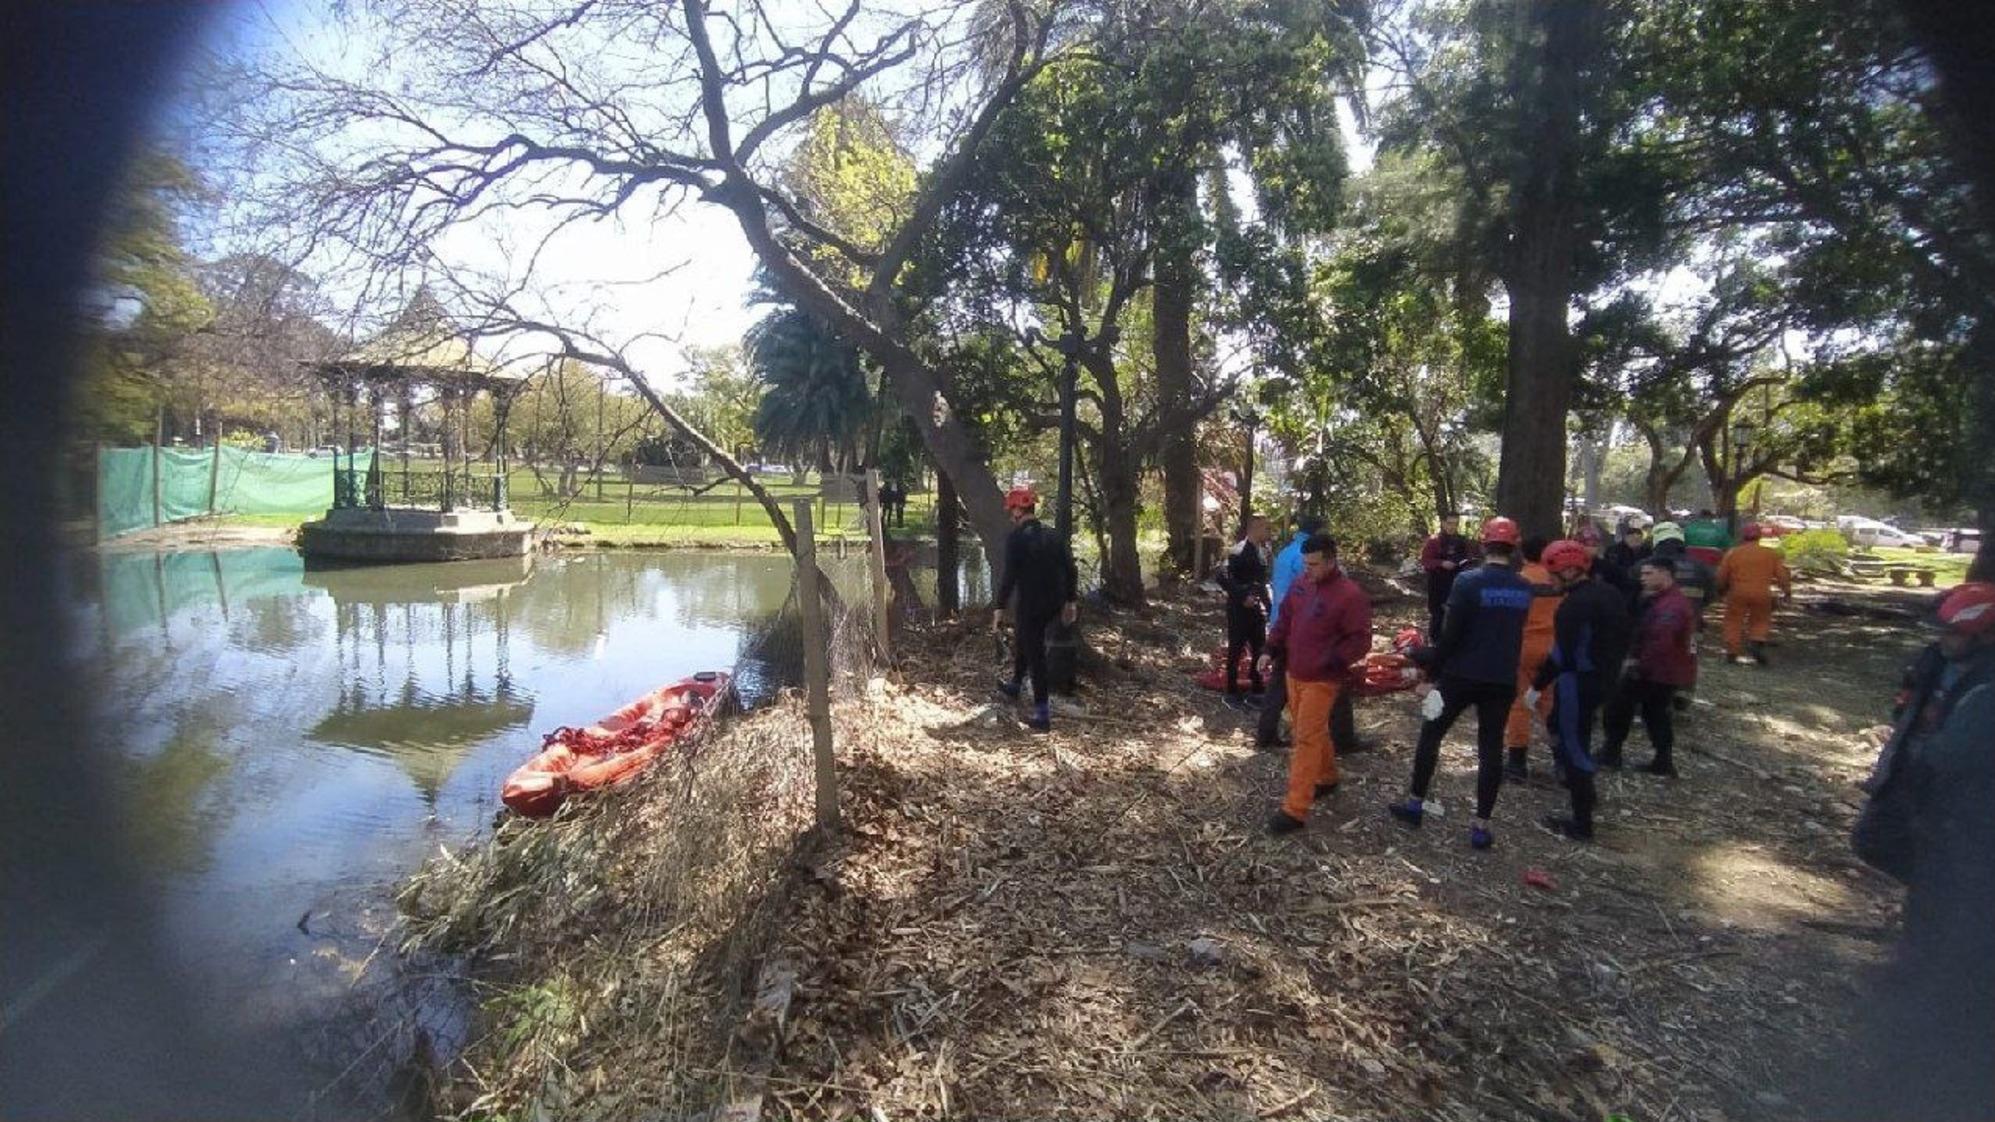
xmin=1420 ymin=688 xmax=1446 ymax=721
xmin=1523 ymin=688 xmax=1542 ymax=710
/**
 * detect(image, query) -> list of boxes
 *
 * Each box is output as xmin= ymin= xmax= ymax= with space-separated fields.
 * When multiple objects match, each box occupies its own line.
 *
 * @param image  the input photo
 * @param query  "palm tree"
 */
xmin=745 ymin=304 xmax=873 ymax=474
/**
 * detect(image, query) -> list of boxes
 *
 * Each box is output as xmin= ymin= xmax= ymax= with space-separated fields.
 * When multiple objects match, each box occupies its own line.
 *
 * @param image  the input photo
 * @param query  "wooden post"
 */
xmin=734 ymin=479 xmax=744 ymax=525
xmin=150 ymin=407 xmax=164 ymax=528
xmin=625 ymin=462 xmax=636 ymax=523
xmin=207 ymin=438 xmax=223 ymax=516
xmin=864 ymin=468 xmax=892 ymax=662
xmin=793 ymin=501 xmax=839 ymax=832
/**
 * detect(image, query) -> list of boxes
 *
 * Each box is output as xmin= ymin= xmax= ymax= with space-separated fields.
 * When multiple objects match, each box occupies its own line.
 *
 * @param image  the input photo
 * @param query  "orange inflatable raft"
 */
xmin=501 ymin=671 xmax=731 ymax=818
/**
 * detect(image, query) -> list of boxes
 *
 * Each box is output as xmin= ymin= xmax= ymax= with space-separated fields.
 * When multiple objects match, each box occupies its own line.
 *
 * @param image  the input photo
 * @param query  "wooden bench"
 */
xmin=1847 ymin=556 xmax=1888 ymax=580
xmin=1887 ymin=564 xmax=1938 ymax=588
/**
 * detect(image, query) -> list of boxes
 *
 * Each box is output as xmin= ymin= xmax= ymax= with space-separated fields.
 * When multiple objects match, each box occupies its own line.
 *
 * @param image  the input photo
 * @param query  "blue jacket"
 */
xmin=1267 ymin=532 xmax=1309 ymax=628
xmin=1430 ymin=561 xmax=1533 ymax=686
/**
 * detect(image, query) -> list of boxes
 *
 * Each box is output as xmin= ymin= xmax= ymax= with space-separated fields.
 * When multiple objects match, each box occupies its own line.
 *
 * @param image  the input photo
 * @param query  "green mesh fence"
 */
xmin=97 ymin=447 xmax=375 ymax=539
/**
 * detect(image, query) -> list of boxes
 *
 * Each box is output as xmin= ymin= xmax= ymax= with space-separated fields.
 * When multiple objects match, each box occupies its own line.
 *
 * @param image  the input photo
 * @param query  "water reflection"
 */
xmin=79 ymin=545 xmax=870 ymax=1117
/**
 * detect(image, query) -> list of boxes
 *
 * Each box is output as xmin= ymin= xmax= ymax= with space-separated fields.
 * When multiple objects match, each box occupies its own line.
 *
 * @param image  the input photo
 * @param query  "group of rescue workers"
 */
xmin=991 ymin=481 xmax=1995 ymax=1111
xmin=992 ymin=480 xmax=1995 ymax=858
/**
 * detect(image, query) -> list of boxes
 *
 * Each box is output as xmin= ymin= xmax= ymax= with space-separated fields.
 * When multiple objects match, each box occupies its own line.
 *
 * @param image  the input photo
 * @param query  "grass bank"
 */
xmin=398 ymin=573 xmax=1921 ymax=1121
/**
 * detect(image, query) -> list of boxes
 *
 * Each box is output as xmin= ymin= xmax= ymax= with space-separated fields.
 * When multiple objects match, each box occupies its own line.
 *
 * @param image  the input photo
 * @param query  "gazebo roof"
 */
xmin=311 ymin=288 xmax=525 ymax=388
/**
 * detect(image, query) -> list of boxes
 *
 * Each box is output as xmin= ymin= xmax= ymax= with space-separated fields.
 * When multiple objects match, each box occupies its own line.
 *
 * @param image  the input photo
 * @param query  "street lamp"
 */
xmin=1729 ymin=419 xmax=1757 ymax=532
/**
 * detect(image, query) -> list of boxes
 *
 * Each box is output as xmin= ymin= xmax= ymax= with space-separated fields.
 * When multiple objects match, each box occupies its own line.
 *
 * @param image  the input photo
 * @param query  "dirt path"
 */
xmin=758 ymin=586 xmax=1910 ymax=1121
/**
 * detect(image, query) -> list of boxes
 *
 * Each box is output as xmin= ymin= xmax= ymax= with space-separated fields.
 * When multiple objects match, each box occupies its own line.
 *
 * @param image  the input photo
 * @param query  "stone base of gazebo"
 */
xmin=298 ymin=507 xmax=534 ymax=564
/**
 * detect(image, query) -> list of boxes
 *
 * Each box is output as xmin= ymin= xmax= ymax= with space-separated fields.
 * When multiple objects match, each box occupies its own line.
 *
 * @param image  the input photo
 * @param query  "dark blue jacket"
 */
xmin=1429 ymin=561 xmax=1533 ymax=685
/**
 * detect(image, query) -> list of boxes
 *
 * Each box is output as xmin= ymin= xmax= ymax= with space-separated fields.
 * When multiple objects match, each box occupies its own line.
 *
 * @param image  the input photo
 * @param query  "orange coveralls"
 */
xmin=1717 ymin=542 xmax=1792 ymax=656
xmin=1504 ymin=561 xmax=1562 ymax=749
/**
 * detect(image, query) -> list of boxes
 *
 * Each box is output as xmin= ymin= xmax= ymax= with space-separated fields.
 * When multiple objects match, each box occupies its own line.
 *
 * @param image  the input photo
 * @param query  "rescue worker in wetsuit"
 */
xmin=1265 ymin=534 xmax=1373 ymax=835
xmin=1578 ymin=524 xmax=1638 ymax=602
xmin=1605 ymin=520 xmax=1651 ymax=575
xmin=1390 ymin=516 xmax=1532 ymax=850
xmin=1221 ymin=515 xmax=1273 ymax=709
xmin=1528 ymin=540 xmax=1632 ymax=841
xmin=994 ymin=485 xmax=1078 ymax=732
xmin=1715 ymin=522 xmax=1791 ymax=665
xmin=1502 ymin=537 xmax=1562 ymax=782
xmin=1599 ymin=557 xmax=1697 ymax=776
xmin=1419 ymin=511 xmax=1472 ymax=640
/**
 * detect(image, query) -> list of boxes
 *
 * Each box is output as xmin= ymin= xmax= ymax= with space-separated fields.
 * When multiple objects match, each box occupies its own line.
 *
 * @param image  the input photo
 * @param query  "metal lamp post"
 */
xmin=1729 ymin=419 xmax=1757 ymax=532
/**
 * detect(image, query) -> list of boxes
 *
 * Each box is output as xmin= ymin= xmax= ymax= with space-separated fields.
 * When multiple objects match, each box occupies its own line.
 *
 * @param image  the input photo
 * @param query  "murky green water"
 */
xmin=74 ymin=545 xmax=982 ymax=1116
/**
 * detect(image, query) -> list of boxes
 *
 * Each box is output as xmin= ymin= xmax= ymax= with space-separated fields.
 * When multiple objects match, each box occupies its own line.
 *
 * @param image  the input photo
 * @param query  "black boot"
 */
xmin=1750 ymin=641 xmax=1769 ymax=666
xmin=1504 ymin=747 xmax=1529 ymax=782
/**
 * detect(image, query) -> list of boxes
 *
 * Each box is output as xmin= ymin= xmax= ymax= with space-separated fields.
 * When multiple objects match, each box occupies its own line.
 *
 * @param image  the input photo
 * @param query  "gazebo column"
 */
xmin=491 ymin=385 xmax=514 ymax=511
xmin=366 ymin=384 xmax=385 ymax=510
xmin=400 ymin=384 xmax=414 ymax=508
xmin=440 ymin=385 xmax=458 ymax=513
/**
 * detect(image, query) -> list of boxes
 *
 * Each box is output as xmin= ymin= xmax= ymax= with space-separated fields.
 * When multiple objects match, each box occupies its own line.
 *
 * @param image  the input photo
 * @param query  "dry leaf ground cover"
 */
xmin=410 ymin=573 xmax=1930 ymax=1122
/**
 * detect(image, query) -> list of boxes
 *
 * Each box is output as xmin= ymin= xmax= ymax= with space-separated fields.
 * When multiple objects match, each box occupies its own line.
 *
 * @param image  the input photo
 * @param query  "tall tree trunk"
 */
xmin=1095 ymin=440 xmax=1145 ymax=605
xmin=935 ymin=464 xmax=960 ymax=616
xmin=1154 ymin=171 xmax=1200 ymax=574
xmin=1493 ymin=0 xmax=1598 ymax=538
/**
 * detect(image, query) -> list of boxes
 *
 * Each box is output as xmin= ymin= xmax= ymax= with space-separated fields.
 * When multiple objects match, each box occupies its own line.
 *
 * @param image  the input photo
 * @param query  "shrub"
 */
xmin=1781 ymin=528 xmax=1849 ymax=573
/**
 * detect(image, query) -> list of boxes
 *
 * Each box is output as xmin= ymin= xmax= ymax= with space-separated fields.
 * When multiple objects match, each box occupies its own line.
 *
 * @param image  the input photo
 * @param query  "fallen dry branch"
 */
xmin=404 ymin=572 xmax=1917 ymax=1121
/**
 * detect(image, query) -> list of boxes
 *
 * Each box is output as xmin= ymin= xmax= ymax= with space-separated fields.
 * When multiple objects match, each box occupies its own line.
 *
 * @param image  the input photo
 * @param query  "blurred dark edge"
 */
xmin=1 ymin=4 xmax=289 ymax=1119
xmin=0 ymin=1 xmax=1988 ymax=1121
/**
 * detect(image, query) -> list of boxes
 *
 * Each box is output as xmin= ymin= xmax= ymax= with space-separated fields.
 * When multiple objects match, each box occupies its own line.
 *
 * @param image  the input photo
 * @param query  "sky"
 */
xmin=181 ymin=0 xmax=1377 ymax=393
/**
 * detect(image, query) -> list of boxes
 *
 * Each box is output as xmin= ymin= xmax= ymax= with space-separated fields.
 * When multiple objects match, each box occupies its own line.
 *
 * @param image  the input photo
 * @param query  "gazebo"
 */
xmin=298 ymin=291 xmax=535 ymax=563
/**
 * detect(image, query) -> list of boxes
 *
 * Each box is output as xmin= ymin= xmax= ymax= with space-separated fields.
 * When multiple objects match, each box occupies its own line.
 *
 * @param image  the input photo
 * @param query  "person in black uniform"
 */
xmin=994 ymin=485 xmax=1079 ymax=732
xmin=1221 ymin=515 xmax=1273 ymax=710
xmin=1529 ymin=540 xmax=1633 ymax=841
xmin=1419 ymin=511 xmax=1473 ymax=640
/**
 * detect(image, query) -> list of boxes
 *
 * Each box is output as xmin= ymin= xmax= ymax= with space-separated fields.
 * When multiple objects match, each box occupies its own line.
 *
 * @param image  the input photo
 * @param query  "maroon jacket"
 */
xmin=1632 ymin=584 xmax=1698 ymax=686
xmin=1267 ymin=565 xmax=1373 ymax=684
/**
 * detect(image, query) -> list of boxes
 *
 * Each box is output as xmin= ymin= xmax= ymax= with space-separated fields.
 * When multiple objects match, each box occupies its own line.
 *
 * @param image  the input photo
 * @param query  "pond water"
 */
xmin=70 ymin=546 xmax=985 ymax=1117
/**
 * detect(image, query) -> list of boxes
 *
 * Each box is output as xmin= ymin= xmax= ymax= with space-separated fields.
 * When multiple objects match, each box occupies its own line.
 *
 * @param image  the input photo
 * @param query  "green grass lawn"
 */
xmin=1867 ymin=545 xmax=1973 ymax=585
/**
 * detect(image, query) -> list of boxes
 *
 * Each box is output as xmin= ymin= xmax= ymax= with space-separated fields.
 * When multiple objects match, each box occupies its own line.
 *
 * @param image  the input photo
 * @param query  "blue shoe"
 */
xmin=1469 ymin=825 xmax=1494 ymax=850
xmin=998 ymin=679 xmax=1022 ymax=700
xmin=1026 ymin=703 xmax=1051 ymax=732
xmin=1388 ymin=799 xmax=1423 ymax=828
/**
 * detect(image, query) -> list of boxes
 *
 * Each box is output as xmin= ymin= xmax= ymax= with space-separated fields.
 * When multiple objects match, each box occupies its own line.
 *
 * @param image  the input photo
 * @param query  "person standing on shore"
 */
xmin=1221 ymin=515 xmax=1274 ymax=711
xmin=1502 ymin=537 xmax=1562 ymax=781
xmin=1599 ymin=557 xmax=1697 ymax=775
xmin=1255 ymin=516 xmax=1321 ymax=748
xmin=1420 ymin=511 xmax=1472 ymax=640
xmin=994 ymin=486 xmax=1078 ymax=733
xmin=1530 ymin=540 xmax=1632 ymax=841
xmin=1716 ymin=523 xmax=1792 ymax=665
xmin=1265 ymin=534 xmax=1373 ymax=835
xmin=1390 ymin=517 xmax=1532 ymax=850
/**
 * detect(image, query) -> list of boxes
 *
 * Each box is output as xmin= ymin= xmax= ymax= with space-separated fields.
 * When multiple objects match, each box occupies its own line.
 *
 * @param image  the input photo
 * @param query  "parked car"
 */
xmin=1944 ymin=527 xmax=1983 ymax=555
xmin=1840 ymin=516 xmax=1923 ymax=549
xmin=1761 ymin=514 xmax=1809 ymax=534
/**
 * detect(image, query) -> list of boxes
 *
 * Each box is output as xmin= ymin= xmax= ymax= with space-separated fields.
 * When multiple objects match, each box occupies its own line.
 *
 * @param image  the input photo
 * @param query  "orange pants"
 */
xmin=1504 ymin=639 xmax=1555 ymax=749
xmin=1281 ymin=676 xmax=1342 ymax=821
xmin=1724 ymin=592 xmax=1774 ymax=655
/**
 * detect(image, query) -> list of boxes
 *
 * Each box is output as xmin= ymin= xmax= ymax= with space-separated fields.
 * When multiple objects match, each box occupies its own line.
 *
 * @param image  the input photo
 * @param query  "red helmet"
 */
xmin=1480 ymin=516 xmax=1521 ymax=546
xmin=1938 ymin=581 xmax=1995 ymax=636
xmin=1543 ymin=540 xmax=1591 ymax=577
xmin=1004 ymin=485 xmax=1038 ymax=512
xmin=1741 ymin=522 xmax=1764 ymax=541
